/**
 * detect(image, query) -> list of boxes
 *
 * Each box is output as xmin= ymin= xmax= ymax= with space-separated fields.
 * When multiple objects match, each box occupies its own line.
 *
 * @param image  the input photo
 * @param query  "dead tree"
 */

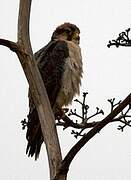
xmin=0 ymin=1 xmax=131 ymax=180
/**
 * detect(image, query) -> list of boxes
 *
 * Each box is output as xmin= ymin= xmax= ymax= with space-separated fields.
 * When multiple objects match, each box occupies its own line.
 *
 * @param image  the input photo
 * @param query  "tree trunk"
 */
xmin=17 ymin=0 xmax=63 ymax=179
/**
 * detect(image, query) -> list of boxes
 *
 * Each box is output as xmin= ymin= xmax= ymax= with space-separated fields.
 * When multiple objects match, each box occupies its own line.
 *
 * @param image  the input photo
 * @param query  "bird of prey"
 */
xmin=26 ymin=22 xmax=83 ymax=160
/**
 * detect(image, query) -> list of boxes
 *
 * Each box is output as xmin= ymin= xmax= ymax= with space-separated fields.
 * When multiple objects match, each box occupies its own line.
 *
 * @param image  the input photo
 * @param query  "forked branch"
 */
xmin=0 ymin=1 xmax=62 ymax=179
xmin=54 ymin=93 xmax=131 ymax=178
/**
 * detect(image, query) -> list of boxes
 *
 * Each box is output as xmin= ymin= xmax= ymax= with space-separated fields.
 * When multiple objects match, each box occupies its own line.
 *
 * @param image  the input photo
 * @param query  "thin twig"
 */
xmin=107 ymin=28 xmax=131 ymax=48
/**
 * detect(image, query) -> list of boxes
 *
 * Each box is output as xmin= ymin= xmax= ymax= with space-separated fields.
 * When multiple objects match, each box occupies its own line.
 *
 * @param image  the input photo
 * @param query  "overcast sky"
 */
xmin=0 ymin=0 xmax=131 ymax=180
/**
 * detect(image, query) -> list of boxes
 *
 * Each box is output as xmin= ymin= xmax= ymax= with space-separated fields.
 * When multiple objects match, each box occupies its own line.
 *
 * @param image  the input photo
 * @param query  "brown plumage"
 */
xmin=25 ymin=23 xmax=83 ymax=160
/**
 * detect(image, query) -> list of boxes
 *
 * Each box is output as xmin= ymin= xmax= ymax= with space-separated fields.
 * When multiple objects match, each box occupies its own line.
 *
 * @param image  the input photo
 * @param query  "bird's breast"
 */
xmin=55 ymin=41 xmax=83 ymax=108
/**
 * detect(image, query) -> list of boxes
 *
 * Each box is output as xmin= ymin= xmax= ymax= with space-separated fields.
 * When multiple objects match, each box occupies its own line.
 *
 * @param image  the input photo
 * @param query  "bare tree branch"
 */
xmin=0 ymin=39 xmax=18 ymax=52
xmin=56 ymin=114 xmax=99 ymax=129
xmin=55 ymin=93 xmax=131 ymax=177
xmin=107 ymin=28 xmax=131 ymax=48
xmin=56 ymin=93 xmax=104 ymax=138
xmin=57 ymin=95 xmax=131 ymax=139
xmin=17 ymin=1 xmax=63 ymax=179
xmin=0 ymin=0 xmax=63 ymax=179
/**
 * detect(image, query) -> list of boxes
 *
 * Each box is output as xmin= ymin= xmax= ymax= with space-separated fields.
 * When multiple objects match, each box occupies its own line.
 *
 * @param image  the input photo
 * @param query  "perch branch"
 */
xmin=55 ymin=93 xmax=131 ymax=177
xmin=56 ymin=114 xmax=99 ymax=129
xmin=57 ymin=96 xmax=131 ymax=139
xmin=57 ymin=93 xmax=104 ymax=138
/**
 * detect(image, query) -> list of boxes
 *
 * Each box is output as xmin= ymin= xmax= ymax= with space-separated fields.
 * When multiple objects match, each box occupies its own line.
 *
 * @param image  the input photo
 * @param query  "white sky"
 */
xmin=0 ymin=0 xmax=131 ymax=179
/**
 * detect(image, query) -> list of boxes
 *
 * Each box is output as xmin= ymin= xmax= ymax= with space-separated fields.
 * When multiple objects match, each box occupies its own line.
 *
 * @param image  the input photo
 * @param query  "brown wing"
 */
xmin=26 ymin=40 xmax=69 ymax=159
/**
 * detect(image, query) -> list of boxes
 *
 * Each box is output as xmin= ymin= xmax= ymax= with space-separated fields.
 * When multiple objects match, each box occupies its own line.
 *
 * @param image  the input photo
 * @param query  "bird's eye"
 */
xmin=65 ymin=29 xmax=71 ymax=34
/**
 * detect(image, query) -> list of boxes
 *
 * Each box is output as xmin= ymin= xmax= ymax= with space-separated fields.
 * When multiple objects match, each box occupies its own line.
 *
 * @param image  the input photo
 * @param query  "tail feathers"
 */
xmin=26 ymin=129 xmax=43 ymax=160
xmin=26 ymin=108 xmax=44 ymax=160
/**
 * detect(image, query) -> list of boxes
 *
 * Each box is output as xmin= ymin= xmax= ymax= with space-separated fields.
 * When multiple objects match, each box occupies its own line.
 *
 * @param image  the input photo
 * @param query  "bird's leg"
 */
xmin=53 ymin=105 xmax=68 ymax=120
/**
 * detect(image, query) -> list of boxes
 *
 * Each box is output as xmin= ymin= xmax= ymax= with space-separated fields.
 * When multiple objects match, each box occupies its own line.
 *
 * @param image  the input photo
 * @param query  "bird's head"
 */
xmin=51 ymin=22 xmax=80 ymax=44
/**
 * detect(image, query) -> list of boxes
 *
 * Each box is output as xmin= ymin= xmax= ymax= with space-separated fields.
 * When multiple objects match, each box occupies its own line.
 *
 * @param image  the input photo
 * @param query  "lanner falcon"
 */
xmin=26 ymin=22 xmax=83 ymax=160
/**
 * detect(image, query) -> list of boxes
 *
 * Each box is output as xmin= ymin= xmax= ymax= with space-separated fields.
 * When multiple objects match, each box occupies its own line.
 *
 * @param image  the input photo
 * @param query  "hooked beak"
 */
xmin=73 ymin=32 xmax=80 ymax=44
